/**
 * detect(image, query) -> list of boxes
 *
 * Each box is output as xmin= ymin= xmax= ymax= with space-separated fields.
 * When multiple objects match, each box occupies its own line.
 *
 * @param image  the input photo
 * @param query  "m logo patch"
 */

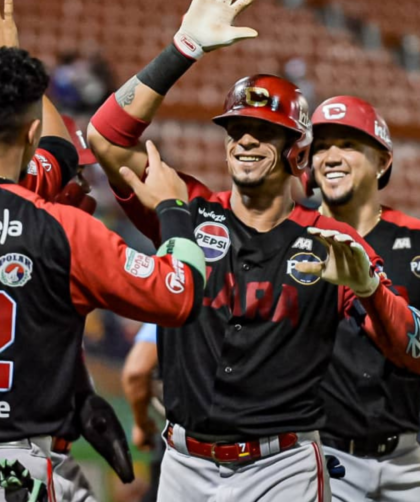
xmin=292 ymin=238 xmax=313 ymax=251
xmin=393 ymin=238 xmax=411 ymax=250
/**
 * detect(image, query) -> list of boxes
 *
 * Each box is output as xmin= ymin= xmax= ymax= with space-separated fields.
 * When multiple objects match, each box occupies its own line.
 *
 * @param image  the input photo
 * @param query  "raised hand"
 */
xmin=0 ymin=0 xmax=19 ymax=48
xmin=295 ymin=227 xmax=380 ymax=297
xmin=119 ymin=140 xmax=189 ymax=209
xmin=174 ymin=0 xmax=258 ymax=59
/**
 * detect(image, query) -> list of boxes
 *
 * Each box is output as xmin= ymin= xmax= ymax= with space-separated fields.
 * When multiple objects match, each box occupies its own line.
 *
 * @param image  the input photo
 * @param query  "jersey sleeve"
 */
xmin=20 ymin=138 xmax=78 ymax=200
xmin=48 ymin=203 xmax=200 ymax=327
xmin=112 ymin=171 xmax=213 ymax=247
xmin=333 ymin=224 xmax=420 ymax=374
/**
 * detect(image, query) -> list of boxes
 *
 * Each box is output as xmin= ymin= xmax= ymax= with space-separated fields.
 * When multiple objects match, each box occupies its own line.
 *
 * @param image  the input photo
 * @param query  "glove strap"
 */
xmin=173 ymin=31 xmax=204 ymax=60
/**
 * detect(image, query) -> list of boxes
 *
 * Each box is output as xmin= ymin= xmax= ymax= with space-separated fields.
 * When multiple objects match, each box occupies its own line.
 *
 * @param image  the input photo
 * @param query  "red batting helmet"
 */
xmin=62 ymin=115 xmax=97 ymax=166
xmin=311 ymin=96 xmax=393 ymax=189
xmin=213 ymin=74 xmax=313 ymax=177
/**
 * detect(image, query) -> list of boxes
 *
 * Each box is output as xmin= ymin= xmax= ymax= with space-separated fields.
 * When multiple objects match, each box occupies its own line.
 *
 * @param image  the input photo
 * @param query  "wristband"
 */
xmin=90 ymin=94 xmax=149 ymax=148
xmin=136 ymin=43 xmax=196 ymax=96
xmin=173 ymin=32 xmax=204 ymax=61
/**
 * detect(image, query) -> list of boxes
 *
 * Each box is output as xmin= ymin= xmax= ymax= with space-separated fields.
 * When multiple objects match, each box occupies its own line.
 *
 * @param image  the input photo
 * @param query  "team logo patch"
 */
xmin=322 ymin=103 xmax=347 ymax=120
xmin=406 ymin=306 xmax=420 ymax=358
xmin=194 ymin=222 xmax=231 ymax=262
xmin=166 ymin=257 xmax=185 ymax=294
xmin=410 ymin=256 xmax=420 ymax=278
xmin=0 ymin=253 xmax=33 ymax=287
xmin=124 ymin=248 xmax=155 ymax=278
xmin=287 ymin=252 xmax=321 ymax=286
xmin=34 ymin=154 xmax=52 ymax=172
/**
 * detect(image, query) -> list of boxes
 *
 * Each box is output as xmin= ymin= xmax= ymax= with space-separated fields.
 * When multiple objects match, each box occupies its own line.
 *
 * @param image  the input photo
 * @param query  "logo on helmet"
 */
xmin=298 ymin=106 xmax=310 ymax=128
xmin=374 ymin=121 xmax=392 ymax=147
xmin=322 ymin=103 xmax=347 ymax=120
xmin=245 ymin=87 xmax=270 ymax=108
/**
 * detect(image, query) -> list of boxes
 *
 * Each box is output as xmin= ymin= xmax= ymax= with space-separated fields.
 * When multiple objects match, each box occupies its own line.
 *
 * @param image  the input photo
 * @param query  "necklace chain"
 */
xmin=318 ymin=206 xmax=382 ymax=222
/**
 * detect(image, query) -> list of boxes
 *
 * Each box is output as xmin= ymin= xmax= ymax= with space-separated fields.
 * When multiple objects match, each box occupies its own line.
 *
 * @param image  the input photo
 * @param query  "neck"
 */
xmin=320 ymin=195 xmax=382 ymax=237
xmin=0 ymin=144 xmax=25 ymax=183
xmin=230 ymin=178 xmax=295 ymax=232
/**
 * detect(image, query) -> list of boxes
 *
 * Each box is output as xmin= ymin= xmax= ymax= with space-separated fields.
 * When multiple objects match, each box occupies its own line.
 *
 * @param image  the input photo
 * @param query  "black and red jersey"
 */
xmin=20 ymin=137 xmax=78 ymax=199
xmin=0 ymin=182 xmax=201 ymax=441
xmin=320 ymin=207 xmax=420 ymax=439
xmin=114 ymin=175 xmax=418 ymax=437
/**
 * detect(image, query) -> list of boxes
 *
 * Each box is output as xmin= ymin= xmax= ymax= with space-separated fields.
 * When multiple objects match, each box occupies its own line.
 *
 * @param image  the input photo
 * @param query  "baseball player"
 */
xmin=1 ymin=8 xmax=135 ymax=500
xmin=122 ymin=323 xmax=163 ymax=502
xmin=310 ymin=97 xmax=420 ymax=501
xmin=0 ymin=44 xmax=205 ymax=502
xmin=88 ymin=0 xmax=420 ymax=499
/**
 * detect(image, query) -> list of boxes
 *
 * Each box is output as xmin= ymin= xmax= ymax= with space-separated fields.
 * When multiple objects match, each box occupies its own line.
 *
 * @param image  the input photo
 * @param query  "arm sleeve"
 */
xmin=338 ymin=230 xmax=420 ymax=374
xmin=20 ymin=137 xmax=78 ymax=200
xmin=112 ymin=172 xmax=213 ymax=247
xmin=50 ymin=204 xmax=202 ymax=326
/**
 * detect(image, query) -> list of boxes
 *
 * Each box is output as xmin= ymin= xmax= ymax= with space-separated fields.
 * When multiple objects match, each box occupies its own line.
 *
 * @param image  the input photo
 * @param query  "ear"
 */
xmin=377 ymin=150 xmax=393 ymax=179
xmin=27 ymin=119 xmax=42 ymax=146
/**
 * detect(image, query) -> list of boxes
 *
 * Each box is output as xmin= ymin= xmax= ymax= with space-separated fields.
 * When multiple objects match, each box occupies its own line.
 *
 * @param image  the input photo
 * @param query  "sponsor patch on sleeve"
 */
xmin=165 ymin=257 xmax=186 ymax=294
xmin=124 ymin=248 xmax=155 ymax=278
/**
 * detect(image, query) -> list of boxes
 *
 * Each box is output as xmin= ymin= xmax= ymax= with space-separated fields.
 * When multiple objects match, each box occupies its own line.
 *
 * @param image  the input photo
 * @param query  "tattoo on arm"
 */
xmin=115 ymin=76 xmax=141 ymax=107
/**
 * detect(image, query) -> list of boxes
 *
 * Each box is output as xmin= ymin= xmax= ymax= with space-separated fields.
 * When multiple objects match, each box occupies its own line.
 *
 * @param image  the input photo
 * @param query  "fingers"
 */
xmin=119 ymin=166 xmax=145 ymax=197
xmin=232 ymin=0 xmax=255 ymax=13
xmin=228 ymin=26 xmax=258 ymax=42
xmin=294 ymin=260 xmax=325 ymax=277
xmin=145 ymin=139 xmax=161 ymax=171
xmin=4 ymin=0 xmax=13 ymax=18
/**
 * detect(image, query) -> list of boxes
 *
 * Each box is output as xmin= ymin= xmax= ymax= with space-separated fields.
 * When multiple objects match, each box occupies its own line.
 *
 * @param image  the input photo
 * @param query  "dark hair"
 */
xmin=0 ymin=47 xmax=49 ymax=143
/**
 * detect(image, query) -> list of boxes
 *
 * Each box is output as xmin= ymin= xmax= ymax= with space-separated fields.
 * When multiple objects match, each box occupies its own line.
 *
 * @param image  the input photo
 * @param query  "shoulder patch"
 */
xmin=0 ymin=253 xmax=33 ymax=287
xmin=124 ymin=248 xmax=155 ymax=278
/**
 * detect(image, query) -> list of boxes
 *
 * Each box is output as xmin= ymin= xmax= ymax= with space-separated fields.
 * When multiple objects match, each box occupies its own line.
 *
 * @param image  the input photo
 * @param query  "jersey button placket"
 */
xmin=242 ymin=263 xmax=251 ymax=271
xmin=224 ymin=366 xmax=233 ymax=374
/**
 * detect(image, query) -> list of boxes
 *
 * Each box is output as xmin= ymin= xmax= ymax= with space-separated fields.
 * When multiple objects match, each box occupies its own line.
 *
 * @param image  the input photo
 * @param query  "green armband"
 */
xmin=157 ymin=237 xmax=206 ymax=285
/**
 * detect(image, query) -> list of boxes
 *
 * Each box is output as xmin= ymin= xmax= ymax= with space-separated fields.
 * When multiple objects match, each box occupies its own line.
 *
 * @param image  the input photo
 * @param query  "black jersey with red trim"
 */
xmin=114 ymin=176 xmax=418 ymax=437
xmin=0 ymin=181 xmax=201 ymax=441
xmin=320 ymin=207 xmax=420 ymax=438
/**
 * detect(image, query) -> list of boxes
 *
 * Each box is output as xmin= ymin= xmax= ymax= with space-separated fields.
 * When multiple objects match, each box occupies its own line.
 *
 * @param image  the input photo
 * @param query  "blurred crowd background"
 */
xmin=12 ymin=0 xmax=420 ymax=499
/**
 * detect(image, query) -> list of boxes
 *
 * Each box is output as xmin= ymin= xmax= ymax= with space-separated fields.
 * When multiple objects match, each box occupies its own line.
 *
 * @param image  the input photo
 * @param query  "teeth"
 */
xmin=238 ymin=156 xmax=263 ymax=162
xmin=326 ymin=172 xmax=346 ymax=180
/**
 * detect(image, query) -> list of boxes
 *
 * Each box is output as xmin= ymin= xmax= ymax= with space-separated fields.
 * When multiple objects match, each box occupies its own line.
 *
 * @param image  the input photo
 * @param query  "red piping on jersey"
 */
xmin=47 ymin=458 xmax=56 ymax=502
xmin=312 ymin=441 xmax=324 ymax=502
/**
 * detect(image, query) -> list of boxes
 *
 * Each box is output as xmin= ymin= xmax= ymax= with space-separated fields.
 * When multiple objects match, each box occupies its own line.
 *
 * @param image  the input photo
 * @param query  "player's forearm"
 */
xmin=42 ymin=96 xmax=73 ymax=141
xmin=361 ymin=283 xmax=420 ymax=373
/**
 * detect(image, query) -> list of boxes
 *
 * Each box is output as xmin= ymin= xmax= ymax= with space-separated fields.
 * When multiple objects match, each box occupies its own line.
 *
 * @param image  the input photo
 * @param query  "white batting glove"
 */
xmin=174 ymin=0 xmax=258 ymax=60
xmin=295 ymin=228 xmax=380 ymax=297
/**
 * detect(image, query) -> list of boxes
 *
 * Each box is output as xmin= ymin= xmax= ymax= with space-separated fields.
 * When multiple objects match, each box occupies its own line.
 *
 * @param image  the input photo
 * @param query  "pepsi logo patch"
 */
xmin=194 ymin=222 xmax=231 ymax=262
xmin=287 ymin=252 xmax=322 ymax=286
xmin=0 ymin=253 xmax=33 ymax=287
xmin=410 ymin=256 xmax=420 ymax=278
xmin=124 ymin=248 xmax=155 ymax=278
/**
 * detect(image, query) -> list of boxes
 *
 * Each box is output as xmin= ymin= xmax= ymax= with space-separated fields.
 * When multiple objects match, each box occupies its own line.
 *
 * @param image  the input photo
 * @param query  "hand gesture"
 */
xmin=120 ymin=140 xmax=189 ymax=210
xmin=174 ymin=0 xmax=258 ymax=59
xmin=132 ymin=420 xmax=156 ymax=451
xmin=0 ymin=0 xmax=19 ymax=48
xmin=295 ymin=228 xmax=380 ymax=297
